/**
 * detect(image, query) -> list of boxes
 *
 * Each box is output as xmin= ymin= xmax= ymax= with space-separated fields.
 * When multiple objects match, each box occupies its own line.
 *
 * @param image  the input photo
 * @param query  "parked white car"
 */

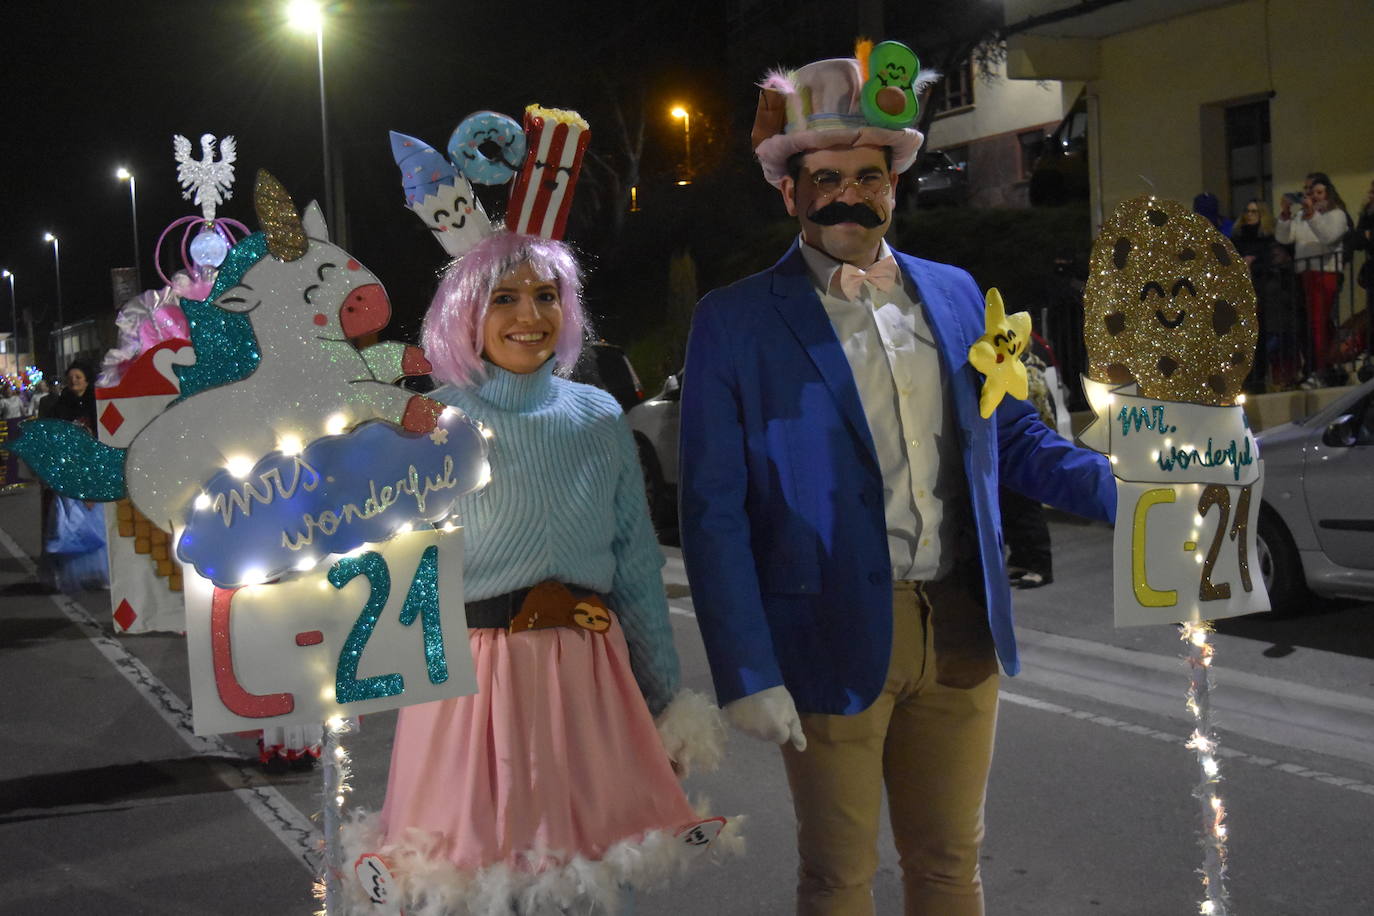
xmin=626 ymin=373 xmax=681 ymax=537
xmin=1255 ymin=378 xmax=1374 ymax=609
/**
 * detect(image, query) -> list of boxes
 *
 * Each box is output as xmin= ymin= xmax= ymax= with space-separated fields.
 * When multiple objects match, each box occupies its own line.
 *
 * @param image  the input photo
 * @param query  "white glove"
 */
xmin=725 ymin=685 xmax=807 ymax=751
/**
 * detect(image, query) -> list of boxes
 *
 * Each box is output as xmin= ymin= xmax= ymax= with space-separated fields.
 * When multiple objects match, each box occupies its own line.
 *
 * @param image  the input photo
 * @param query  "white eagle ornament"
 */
xmin=173 ymin=133 xmax=237 ymax=222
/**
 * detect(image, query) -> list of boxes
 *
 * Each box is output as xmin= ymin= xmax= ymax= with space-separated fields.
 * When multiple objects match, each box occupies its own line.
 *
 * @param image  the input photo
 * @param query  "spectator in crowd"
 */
xmin=0 ymin=384 xmax=23 ymax=419
xmin=999 ymin=333 xmax=1065 ymax=590
xmin=1193 ymin=192 xmax=1234 ymax=237
xmin=51 ymin=363 xmax=96 ymax=431
xmin=1357 ymin=179 xmax=1374 ymax=316
xmin=1231 ymin=199 xmax=1277 ymax=265
xmin=1231 ymin=200 xmax=1291 ymax=388
xmin=1278 ymin=178 xmax=1350 ymax=386
xmin=26 ymin=380 xmax=53 ymax=417
xmin=42 ymin=361 xmax=108 ymax=593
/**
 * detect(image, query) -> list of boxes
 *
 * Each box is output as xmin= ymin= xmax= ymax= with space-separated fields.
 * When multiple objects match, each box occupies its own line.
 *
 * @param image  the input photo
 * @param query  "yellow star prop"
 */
xmin=967 ymin=287 xmax=1032 ymax=419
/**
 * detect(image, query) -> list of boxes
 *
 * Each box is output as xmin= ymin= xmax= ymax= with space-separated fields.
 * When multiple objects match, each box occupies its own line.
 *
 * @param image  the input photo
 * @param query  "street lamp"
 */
xmin=116 ymin=166 xmax=141 ymax=285
xmin=286 ymin=0 xmax=335 ymax=228
xmin=1 ymin=270 xmax=16 ymax=378
xmin=42 ymin=232 xmax=61 ymax=330
xmin=670 ymin=105 xmax=692 ymax=185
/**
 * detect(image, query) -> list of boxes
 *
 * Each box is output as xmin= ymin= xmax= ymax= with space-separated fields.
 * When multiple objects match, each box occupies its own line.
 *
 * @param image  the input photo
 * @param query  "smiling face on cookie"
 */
xmin=1083 ymin=196 xmax=1257 ymax=405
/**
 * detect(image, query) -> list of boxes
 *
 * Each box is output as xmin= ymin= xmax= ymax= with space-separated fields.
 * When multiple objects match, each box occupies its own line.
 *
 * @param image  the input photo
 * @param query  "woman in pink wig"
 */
xmin=346 ymin=229 xmax=735 ymax=916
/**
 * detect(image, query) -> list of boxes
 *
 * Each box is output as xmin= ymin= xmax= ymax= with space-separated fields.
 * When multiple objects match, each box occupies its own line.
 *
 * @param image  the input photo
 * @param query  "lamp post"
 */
xmin=42 ymin=233 xmax=61 ymax=330
xmin=286 ymin=0 xmax=334 ymax=227
xmin=116 ymin=166 xmax=141 ymax=286
xmin=670 ymin=105 xmax=692 ymax=185
xmin=1 ymin=270 xmax=16 ymax=379
xmin=42 ymin=232 xmax=61 ymax=368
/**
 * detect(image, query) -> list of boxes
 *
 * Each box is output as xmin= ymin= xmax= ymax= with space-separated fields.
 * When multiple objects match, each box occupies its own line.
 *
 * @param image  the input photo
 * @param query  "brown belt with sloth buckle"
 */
xmin=464 ymin=580 xmax=613 ymax=635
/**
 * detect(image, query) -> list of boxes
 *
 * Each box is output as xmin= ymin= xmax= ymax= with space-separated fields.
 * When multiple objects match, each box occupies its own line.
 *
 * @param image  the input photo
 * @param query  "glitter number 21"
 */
xmin=328 ymin=547 xmax=449 ymax=704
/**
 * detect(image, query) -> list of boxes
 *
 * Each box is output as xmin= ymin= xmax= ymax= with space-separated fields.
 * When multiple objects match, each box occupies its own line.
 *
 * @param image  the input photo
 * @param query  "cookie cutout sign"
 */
xmin=1081 ymin=196 xmax=1269 ymax=626
xmin=1083 ymin=196 xmax=1257 ymax=404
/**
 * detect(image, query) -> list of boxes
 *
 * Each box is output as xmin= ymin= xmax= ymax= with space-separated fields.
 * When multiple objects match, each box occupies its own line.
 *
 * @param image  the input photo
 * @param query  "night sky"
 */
xmin=0 ymin=0 xmax=734 ymax=357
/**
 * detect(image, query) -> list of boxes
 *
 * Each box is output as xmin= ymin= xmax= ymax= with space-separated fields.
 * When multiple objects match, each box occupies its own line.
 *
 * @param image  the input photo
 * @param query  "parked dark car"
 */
xmin=570 ymin=340 xmax=645 ymax=412
xmin=913 ymin=150 xmax=968 ymax=206
xmin=1255 ymin=379 xmax=1374 ymax=610
xmin=1029 ymin=95 xmax=1089 ymax=206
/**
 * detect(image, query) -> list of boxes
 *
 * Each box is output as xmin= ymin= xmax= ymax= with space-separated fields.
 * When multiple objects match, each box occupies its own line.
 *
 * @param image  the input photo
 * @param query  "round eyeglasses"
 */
xmin=810 ymin=169 xmax=891 ymax=199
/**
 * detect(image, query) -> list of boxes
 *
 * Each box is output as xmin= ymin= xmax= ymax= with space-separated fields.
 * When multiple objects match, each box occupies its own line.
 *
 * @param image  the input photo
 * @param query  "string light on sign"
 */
xmin=314 ymin=714 xmax=355 ymax=915
xmin=1181 ymin=621 xmax=1230 ymax=915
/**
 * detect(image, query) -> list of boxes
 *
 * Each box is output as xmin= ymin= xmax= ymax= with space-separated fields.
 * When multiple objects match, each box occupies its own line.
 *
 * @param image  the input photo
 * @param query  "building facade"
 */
xmin=1002 ymin=0 xmax=1374 ymax=228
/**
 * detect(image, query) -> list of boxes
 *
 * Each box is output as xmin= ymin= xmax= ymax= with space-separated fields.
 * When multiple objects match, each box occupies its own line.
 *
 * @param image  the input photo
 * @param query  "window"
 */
xmin=1018 ymin=130 xmax=1044 ymax=180
xmin=1225 ymin=101 xmax=1271 ymax=214
xmin=933 ymin=59 xmax=974 ymax=113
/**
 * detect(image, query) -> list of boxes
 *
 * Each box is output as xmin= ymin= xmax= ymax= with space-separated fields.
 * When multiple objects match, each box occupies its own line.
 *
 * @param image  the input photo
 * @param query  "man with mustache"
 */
xmin=679 ymin=46 xmax=1115 ymax=916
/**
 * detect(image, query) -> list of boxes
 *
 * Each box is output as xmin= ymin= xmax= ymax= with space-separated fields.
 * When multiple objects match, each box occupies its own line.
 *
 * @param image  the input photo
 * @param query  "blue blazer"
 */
xmin=678 ymin=242 xmax=1116 ymax=715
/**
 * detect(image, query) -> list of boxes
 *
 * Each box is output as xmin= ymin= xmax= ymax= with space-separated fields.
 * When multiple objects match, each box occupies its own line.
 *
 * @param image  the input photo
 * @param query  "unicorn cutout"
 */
xmin=15 ymin=171 xmax=442 ymax=534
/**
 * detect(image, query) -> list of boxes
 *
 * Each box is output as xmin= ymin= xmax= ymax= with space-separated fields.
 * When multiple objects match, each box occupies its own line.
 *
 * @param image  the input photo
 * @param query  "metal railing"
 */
xmin=1038 ymin=251 xmax=1372 ymax=411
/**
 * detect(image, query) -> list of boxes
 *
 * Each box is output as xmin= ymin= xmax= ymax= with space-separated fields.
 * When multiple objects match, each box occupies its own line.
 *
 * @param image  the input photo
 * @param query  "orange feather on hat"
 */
xmin=854 ymin=38 xmax=873 ymax=81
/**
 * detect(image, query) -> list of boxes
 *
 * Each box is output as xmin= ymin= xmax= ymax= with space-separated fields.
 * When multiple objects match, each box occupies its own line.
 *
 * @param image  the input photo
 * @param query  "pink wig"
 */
xmin=421 ymin=230 xmax=589 ymax=387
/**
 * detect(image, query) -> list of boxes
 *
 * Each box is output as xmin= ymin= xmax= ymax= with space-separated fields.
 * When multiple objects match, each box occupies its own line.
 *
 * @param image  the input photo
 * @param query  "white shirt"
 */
xmin=1276 ymin=207 xmax=1347 ymax=273
xmin=800 ymin=239 xmax=965 ymax=581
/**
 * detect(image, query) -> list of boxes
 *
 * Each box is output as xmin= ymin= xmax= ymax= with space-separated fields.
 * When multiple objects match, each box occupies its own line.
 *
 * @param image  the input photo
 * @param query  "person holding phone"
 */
xmin=1278 ymin=178 xmax=1350 ymax=385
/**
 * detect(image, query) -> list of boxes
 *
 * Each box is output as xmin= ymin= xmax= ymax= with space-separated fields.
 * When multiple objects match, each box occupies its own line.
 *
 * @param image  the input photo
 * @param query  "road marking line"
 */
xmin=999 ymin=690 xmax=1374 ymax=797
xmin=0 ymin=524 xmax=321 ymax=873
xmin=666 ymin=583 xmax=1374 ymax=796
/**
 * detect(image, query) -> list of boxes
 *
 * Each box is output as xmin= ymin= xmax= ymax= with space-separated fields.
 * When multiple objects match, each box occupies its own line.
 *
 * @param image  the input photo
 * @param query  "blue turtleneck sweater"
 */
xmin=428 ymin=361 xmax=678 ymax=714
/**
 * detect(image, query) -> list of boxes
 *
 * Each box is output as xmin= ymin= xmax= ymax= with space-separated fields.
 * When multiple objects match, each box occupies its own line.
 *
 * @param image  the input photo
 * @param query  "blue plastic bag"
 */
xmin=44 ymin=495 xmax=109 ymax=592
xmin=46 ymin=495 xmax=107 ymax=555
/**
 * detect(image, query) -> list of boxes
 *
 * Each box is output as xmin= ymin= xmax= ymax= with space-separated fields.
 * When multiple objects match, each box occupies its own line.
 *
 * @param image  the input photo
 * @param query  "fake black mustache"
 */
xmin=808 ymin=201 xmax=885 ymax=228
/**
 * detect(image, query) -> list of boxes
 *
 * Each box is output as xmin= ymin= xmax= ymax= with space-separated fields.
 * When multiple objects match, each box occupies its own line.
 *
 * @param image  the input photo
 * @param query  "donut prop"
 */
xmin=505 ymin=105 xmax=591 ymax=241
xmin=860 ymin=40 xmax=921 ymax=128
xmin=391 ymin=105 xmax=590 ymax=258
xmin=447 ymin=111 xmax=526 ymax=186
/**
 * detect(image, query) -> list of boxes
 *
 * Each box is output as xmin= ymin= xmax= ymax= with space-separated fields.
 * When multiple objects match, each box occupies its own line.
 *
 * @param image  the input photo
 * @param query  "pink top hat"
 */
xmin=752 ymin=42 xmax=936 ymax=188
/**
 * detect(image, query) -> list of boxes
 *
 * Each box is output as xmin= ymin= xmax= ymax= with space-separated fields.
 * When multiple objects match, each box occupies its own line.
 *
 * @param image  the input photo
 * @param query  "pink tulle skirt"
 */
xmin=380 ymin=613 xmax=699 ymax=873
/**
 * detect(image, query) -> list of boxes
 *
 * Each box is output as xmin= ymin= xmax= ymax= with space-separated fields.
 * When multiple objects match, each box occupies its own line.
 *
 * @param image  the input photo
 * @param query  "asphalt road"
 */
xmin=2 ymin=486 xmax=1372 ymax=915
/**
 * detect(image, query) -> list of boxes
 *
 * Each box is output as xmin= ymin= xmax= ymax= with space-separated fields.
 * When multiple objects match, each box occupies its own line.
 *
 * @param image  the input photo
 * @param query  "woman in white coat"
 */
xmin=1277 ymin=178 xmax=1350 ymax=382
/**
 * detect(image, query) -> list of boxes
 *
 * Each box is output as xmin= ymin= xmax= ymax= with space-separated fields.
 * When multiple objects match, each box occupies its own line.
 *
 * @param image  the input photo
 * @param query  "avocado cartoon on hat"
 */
xmin=750 ymin=39 xmax=940 ymax=188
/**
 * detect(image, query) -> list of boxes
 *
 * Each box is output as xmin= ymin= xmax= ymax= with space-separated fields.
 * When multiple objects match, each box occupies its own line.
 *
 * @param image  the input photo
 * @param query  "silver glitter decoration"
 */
xmin=173 ymin=133 xmax=237 ymax=223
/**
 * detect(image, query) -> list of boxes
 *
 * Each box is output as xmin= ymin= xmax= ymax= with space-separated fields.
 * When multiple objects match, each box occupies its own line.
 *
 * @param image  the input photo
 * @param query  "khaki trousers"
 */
xmin=781 ymin=579 xmax=1000 ymax=916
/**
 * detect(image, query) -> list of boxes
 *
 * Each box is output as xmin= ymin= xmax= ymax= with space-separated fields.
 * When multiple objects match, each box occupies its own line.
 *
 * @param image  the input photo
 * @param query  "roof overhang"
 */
xmin=1003 ymin=0 xmax=1248 ymax=80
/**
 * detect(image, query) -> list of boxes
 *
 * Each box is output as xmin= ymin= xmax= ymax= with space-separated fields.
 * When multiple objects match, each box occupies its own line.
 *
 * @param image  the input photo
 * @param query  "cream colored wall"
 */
xmin=925 ymin=57 xmax=1076 ymax=150
xmin=1091 ymin=0 xmax=1374 ymax=223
